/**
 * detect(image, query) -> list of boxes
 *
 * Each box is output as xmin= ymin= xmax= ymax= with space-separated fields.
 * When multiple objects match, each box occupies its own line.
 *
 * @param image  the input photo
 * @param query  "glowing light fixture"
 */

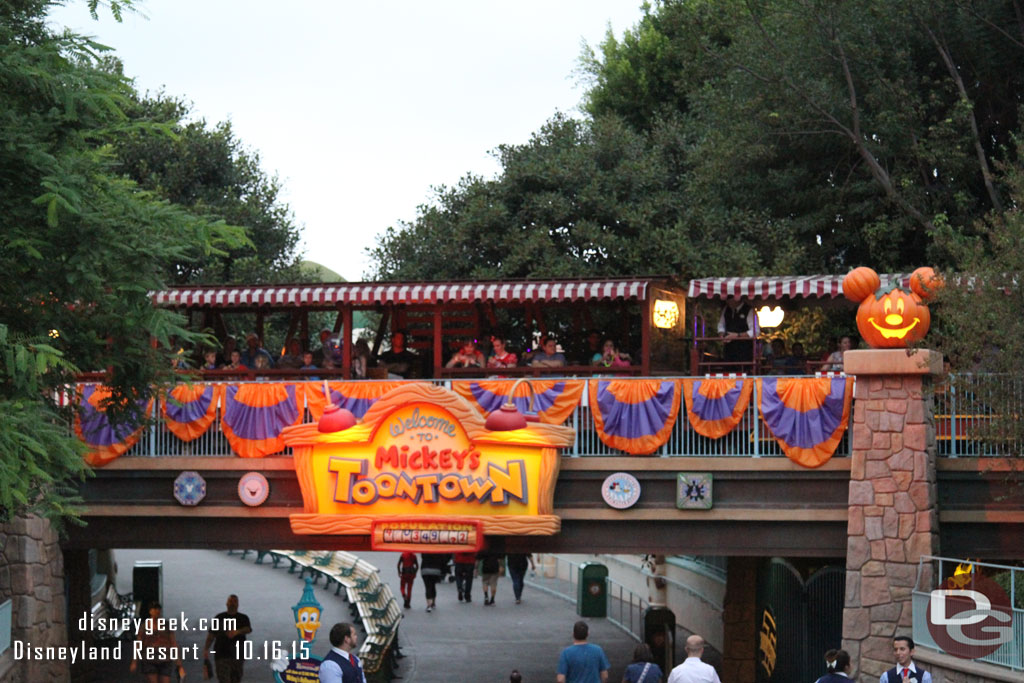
xmin=756 ymin=306 xmax=785 ymax=328
xmin=653 ymin=300 xmax=680 ymax=329
xmin=48 ymin=329 xmax=60 ymax=338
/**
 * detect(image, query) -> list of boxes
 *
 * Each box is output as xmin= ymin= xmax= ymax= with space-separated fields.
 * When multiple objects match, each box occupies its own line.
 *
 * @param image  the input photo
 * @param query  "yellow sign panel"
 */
xmin=283 ymin=383 xmax=574 ymax=537
xmin=314 ymin=404 xmax=540 ymax=517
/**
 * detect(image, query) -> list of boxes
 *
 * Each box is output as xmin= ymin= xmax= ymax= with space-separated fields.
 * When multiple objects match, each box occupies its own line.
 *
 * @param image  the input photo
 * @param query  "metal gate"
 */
xmin=756 ymin=559 xmax=844 ymax=683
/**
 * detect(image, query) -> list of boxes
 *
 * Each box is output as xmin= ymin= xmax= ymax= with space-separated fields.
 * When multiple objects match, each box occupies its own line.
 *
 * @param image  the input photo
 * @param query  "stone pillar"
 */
xmin=721 ymin=556 xmax=758 ymax=683
xmin=0 ymin=515 xmax=69 ymax=683
xmin=841 ymin=350 xmax=942 ymax=682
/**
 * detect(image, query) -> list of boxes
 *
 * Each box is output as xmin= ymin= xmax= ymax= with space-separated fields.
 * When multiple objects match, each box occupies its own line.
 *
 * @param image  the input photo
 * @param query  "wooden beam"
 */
xmin=641 ymin=298 xmax=651 ymax=375
xmin=555 ymin=507 xmax=850 ymax=522
xmin=557 ymin=456 xmax=852 ymax=472
xmin=433 ymin=307 xmax=442 ymax=376
xmin=371 ymin=308 xmax=390 ymax=357
xmin=342 ymin=305 xmax=352 ymax=378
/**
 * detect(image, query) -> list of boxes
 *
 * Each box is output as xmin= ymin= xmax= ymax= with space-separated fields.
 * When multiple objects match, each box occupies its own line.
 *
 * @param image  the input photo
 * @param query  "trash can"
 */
xmin=576 ymin=562 xmax=608 ymax=617
xmin=644 ymin=606 xmax=677 ymax=672
xmin=133 ymin=560 xmax=163 ymax=611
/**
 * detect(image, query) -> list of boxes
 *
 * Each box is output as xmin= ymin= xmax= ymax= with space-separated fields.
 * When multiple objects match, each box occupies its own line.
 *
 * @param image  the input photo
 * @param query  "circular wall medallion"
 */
xmin=601 ymin=472 xmax=641 ymax=509
xmin=238 ymin=472 xmax=270 ymax=507
xmin=173 ymin=471 xmax=206 ymax=506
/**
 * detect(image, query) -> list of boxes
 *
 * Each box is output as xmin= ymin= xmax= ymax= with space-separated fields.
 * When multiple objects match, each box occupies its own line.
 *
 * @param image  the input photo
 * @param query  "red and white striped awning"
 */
xmin=687 ymin=274 xmax=910 ymax=300
xmin=152 ymin=278 xmax=656 ymax=308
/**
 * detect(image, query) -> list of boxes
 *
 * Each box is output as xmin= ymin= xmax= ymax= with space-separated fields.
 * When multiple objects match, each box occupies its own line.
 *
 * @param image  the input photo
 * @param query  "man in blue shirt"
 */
xmin=557 ymin=621 xmax=609 ymax=683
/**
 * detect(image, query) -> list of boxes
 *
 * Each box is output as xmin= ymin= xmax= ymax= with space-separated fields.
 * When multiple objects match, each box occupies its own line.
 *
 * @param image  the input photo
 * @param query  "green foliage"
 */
xmin=0 ymin=0 xmax=248 ymax=523
xmin=375 ymin=1 xmax=1024 ymax=285
xmin=932 ymin=146 xmax=1024 ymax=457
xmin=0 ymin=325 xmax=87 ymax=527
xmin=113 ymin=90 xmax=303 ymax=284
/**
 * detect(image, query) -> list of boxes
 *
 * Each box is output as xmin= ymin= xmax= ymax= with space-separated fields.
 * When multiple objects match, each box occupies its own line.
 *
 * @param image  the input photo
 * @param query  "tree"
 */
xmin=370 ymin=113 xmax=765 ymax=282
xmin=0 ymin=0 xmax=245 ymax=523
xmin=580 ymin=0 xmax=1024 ymax=274
xmin=113 ymin=90 xmax=303 ymax=284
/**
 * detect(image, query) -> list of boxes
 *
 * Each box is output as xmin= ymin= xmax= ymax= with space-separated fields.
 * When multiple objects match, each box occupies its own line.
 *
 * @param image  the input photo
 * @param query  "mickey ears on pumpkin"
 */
xmin=843 ymin=267 xmax=880 ymax=302
xmin=910 ymin=266 xmax=942 ymax=300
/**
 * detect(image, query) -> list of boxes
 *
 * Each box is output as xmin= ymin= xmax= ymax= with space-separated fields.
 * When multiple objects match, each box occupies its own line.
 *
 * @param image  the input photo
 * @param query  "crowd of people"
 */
xmin=175 ymin=327 xmax=639 ymax=380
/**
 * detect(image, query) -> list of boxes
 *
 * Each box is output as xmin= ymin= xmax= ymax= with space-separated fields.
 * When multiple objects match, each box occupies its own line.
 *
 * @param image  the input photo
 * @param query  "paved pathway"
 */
xmin=89 ymin=549 xmax=638 ymax=682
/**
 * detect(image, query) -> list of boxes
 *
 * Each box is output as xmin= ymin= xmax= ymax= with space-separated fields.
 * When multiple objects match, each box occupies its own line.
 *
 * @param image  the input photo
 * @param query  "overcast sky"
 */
xmin=50 ymin=1 xmax=644 ymax=282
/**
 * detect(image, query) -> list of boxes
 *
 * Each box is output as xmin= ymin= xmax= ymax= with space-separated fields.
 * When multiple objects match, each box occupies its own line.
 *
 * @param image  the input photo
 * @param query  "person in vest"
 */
xmin=319 ymin=622 xmax=366 ymax=683
xmin=880 ymin=636 xmax=931 ymax=683
xmin=716 ymin=296 xmax=755 ymax=367
xmin=816 ymin=649 xmax=852 ymax=682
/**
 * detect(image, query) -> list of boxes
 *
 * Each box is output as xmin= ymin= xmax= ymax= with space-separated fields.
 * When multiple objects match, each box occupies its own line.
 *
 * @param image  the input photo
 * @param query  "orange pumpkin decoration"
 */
xmin=909 ymin=266 xmax=942 ymax=300
xmin=842 ymin=266 xmax=934 ymax=348
xmin=843 ymin=266 xmax=881 ymax=303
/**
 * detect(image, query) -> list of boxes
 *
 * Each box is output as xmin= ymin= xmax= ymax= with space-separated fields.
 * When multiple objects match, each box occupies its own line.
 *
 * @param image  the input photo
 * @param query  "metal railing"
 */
xmin=527 ymin=554 xmax=581 ymax=605
xmin=98 ymin=375 xmax=851 ymax=459
xmin=935 ymin=374 xmax=1024 ymax=457
xmin=912 ymin=555 xmax=1023 ymax=671
xmin=0 ymin=599 xmax=11 ymax=656
xmin=606 ymin=577 xmax=648 ymax=642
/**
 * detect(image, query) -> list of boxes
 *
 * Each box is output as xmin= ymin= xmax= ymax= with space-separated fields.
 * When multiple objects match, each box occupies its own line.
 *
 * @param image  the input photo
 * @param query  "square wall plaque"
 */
xmin=677 ymin=473 xmax=713 ymax=510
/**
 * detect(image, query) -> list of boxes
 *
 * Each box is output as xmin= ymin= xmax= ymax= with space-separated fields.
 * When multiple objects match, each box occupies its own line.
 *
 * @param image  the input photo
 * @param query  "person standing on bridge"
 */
xmin=397 ymin=551 xmax=418 ymax=609
xmin=665 ymin=635 xmax=720 ymax=683
xmin=556 ymin=620 xmax=610 ymax=683
xmin=203 ymin=594 xmax=252 ymax=683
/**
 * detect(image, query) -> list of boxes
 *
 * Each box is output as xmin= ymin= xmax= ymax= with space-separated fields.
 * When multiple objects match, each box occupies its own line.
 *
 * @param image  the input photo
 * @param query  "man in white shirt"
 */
xmin=666 ymin=635 xmax=721 ymax=683
xmin=879 ymin=636 xmax=931 ymax=683
xmin=318 ymin=622 xmax=366 ymax=683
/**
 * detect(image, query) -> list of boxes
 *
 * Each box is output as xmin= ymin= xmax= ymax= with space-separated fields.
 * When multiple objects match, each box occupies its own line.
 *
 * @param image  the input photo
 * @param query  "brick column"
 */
xmin=841 ymin=350 xmax=941 ymax=682
xmin=721 ymin=556 xmax=758 ymax=683
xmin=0 ymin=515 xmax=69 ymax=683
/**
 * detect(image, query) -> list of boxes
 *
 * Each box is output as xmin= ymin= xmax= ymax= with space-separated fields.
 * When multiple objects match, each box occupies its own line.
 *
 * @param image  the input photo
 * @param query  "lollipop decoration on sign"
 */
xmin=843 ymin=267 xmax=941 ymax=348
xmin=317 ymin=380 xmax=357 ymax=433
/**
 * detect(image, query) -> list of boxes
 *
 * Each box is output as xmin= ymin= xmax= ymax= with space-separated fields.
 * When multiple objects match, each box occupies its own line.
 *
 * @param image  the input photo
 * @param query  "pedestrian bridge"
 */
xmin=66 ymin=375 xmax=1023 ymax=561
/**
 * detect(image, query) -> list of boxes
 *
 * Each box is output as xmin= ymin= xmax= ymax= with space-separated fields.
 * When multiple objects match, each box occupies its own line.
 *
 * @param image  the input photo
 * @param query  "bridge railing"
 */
xmin=935 ymin=374 xmax=1023 ymax=457
xmin=912 ymin=555 xmax=1023 ymax=671
xmin=104 ymin=375 xmax=854 ymax=459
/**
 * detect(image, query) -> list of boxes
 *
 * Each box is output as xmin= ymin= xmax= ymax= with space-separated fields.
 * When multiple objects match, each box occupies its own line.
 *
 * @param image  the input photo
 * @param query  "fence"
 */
xmin=912 ymin=555 xmax=1023 ymax=671
xmin=935 ymin=374 xmax=1024 ymax=457
xmin=105 ymin=376 xmax=853 ymax=459
xmin=606 ymin=577 xmax=648 ymax=642
xmin=0 ymin=599 xmax=10 ymax=657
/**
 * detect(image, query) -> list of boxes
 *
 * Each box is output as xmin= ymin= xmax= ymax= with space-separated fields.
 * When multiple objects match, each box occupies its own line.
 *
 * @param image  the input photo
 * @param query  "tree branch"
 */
xmin=920 ymin=18 xmax=1003 ymax=212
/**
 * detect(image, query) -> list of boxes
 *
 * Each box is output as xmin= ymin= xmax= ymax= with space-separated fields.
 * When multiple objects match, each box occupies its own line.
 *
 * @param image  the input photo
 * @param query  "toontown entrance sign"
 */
xmin=283 ymin=383 xmax=574 ymax=552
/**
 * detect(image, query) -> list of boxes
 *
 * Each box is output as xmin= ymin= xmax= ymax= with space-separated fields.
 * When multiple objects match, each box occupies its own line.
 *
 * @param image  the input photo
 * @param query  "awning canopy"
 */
xmin=687 ymin=274 xmax=909 ymax=300
xmin=153 ymin=277 xmax=672 ymax=309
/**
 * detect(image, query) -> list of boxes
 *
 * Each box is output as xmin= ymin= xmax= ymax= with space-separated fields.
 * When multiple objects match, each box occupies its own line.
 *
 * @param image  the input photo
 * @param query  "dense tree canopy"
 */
xmin=113 ymin=91 xmax=303 ymax=284
xmin=0 ymin=0 xmax=248 ymax=522
xmin=372 ymin=0 xmax=1024 ymax=280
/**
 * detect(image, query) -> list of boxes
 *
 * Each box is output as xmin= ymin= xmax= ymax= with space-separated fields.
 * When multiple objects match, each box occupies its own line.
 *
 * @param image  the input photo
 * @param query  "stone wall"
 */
xmin=0 ymin=515 xmax=69 ymax=683
xmin=841 ymin=350 xmax=941 ymax=682
xmin=721 ymin=556 xmax=758 ymax=683
xmin=915 ymin=646 xmax=1022 ymax=683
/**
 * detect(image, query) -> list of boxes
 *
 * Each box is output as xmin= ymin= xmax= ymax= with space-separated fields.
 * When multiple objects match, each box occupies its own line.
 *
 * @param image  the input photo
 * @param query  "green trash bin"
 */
xmin=577 ymin=562 xmax=608 ymax=617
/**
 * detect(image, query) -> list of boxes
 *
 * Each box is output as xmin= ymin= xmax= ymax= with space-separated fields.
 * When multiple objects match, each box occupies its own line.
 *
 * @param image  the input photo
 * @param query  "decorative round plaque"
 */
xmin=173 ymin=471 xmax=206 ymax=506
xmin=237 ymin=472 xmax=270 ymax=507
xmin=601 ymin=472 xmax=641 ymax=509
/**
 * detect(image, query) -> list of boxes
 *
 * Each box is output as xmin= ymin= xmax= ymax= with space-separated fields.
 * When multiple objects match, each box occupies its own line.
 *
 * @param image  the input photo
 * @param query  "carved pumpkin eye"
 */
xmin=884 ymin=298 xmax=891 ymax=314
xmin=897 ymin=298 xmax=904 ymax=314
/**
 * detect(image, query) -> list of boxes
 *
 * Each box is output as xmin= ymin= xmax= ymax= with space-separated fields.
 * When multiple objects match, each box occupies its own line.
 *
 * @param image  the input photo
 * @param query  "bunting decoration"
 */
xmin=75 ymin=384 xmax=153 ymax=467
xmin=681 ymin=378 xmax=753 ymax=439
xmin=162 ymin=383 xmax=224 ymax=442
xmin=302 ymin=381 xmax=407 ymax=421
xmin=758 ymin=377 xmax=854 ymax=468
xmin=452 ymin=379 xmax=585 ymax=425
xmin=589 ymin=379 xmax=682 ymax=455
xmin=221 ymin=383 xmax=303 ymax=458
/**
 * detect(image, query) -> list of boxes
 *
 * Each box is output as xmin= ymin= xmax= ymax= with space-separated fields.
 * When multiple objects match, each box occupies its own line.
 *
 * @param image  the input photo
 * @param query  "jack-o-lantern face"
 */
xmin=843 ymin=267 xmax=936 ymax=349
xmin=857 ymin=288 xmax=930 ymax=347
